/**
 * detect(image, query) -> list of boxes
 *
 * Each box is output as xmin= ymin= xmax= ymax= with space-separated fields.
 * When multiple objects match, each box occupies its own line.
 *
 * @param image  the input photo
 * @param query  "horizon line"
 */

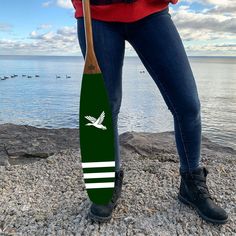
xmin=0 ymin=55 xmax=236 ymax=58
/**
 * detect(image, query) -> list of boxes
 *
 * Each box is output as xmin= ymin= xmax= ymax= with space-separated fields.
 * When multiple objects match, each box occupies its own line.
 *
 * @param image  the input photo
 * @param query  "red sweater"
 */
xmin=71 ymin=0 xmax=178 ymax=23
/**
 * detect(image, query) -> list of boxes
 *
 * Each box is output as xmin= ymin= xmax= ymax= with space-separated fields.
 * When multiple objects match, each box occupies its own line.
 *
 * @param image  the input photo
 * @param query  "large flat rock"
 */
xmin=0 ymin=123 xmax=80 ymax=165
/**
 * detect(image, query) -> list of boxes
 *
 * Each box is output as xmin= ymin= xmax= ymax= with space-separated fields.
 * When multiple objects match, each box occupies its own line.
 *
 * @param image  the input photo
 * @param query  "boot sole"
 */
xmin=178 ymin=194 xmax=228 ymax=225
xmin=87 ymin=202 xmax=118 ymax=223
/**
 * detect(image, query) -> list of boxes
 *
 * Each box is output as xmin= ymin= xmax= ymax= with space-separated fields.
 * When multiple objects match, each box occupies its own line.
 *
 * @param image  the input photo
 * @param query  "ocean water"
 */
xmin=0 ymin=55 xmax=235 ymax=150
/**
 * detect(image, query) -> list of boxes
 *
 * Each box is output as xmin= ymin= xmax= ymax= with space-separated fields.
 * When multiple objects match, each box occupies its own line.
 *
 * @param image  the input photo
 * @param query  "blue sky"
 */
xmin=0 ymin=1 xmax=73 ymax=40
xmin=0 ymin=0 xmax=235 ymax=56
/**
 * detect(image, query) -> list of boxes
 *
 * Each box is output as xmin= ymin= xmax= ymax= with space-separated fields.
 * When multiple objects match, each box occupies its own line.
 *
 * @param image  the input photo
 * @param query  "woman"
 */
xmin=71 ymin=0 xmax=228 ymax=224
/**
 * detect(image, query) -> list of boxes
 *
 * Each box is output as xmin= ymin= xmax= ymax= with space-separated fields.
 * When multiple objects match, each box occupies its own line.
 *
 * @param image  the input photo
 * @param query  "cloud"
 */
xmin=42 ymin=0 xmax=73 ymax=9
xmin=171 ymin=6 xmax=236 ymax=42
xmin=185 ymin=43 xmax=236 ymax=56
xmin=214 ymin=44 xmax=236 ymax=48
xmin=168 ymin=3 xmax=236 ymax=55
xmin=56 ymin=0 xmax=73 ymax=9
xmin=29 ymin=26 xmax=77 ymax=42
xmin=57 ymin=26 xmax=76 ymax=36
xmin=0 ymin=38 xmax=79 ymax=56
xmin=182 ymin=0 xmax=236 ymax=14
xmin=30 ymin=31 xmax=56 ymax=41
xmin=1 ymin=19 xmax=76 ymax=55
xmin=0 ymin=25 xmax=80 ymax=55
xmin=42 ymin=1 xmax=53 ymax=7
xmin=173 ymin=12 xmax=236 ymax=34
xmin=182 ymin=0 xmax=232 ymax=5
xmin=205 ymin=5 xmax=236 ymax=14
xmin=176 ymin=28 xmax=235 ymax=41
xmin=0 ymin=23 xmax=13 ymax=32
xmin=37 ymin=24 xmax=53 ymax=30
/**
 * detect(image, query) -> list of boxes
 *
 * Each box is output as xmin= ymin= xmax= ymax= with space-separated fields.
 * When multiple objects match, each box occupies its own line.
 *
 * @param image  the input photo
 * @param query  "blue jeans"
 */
xmin=77 ymin=7 xmax=202 ymax=173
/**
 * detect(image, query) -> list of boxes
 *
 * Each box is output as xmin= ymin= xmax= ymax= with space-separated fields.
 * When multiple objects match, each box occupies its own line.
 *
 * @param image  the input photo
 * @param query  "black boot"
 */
xmin=178 ymin=166 xmax=228 ymax=224
xmin=88 ymin=168 xmax=124 ymax=222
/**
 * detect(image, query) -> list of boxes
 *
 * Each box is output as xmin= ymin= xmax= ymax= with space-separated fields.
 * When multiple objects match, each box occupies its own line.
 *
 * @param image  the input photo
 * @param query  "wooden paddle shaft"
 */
xmin=82 ymin=0 xmax=101 ymax=74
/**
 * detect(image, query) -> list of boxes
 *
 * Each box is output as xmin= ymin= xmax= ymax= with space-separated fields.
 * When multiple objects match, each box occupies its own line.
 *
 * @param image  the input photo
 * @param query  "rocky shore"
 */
xmin=0 ymin=123 xmax=235 ymax=235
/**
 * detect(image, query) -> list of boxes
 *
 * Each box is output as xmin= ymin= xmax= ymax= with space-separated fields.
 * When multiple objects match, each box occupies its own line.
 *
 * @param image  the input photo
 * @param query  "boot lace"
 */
xmin=192 ymin=172 xmax=212 ymax=200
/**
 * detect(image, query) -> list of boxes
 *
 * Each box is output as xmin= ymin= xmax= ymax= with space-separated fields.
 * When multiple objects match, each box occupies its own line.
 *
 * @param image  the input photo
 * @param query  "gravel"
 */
xmin=0 ymin=126 xmax=235 ymax=235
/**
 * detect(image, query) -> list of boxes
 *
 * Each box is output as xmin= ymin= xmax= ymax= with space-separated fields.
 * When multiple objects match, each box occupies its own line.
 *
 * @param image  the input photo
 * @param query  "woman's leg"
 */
xmin=126 ymin=7 xmax=202 ymax=172
xmin=77 ymin=18 xmax=125 ymax=171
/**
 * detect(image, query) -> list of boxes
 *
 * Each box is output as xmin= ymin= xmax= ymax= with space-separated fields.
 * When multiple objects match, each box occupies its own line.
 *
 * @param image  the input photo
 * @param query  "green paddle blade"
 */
xmin=79 ymin=73 xmax=115 ymax=205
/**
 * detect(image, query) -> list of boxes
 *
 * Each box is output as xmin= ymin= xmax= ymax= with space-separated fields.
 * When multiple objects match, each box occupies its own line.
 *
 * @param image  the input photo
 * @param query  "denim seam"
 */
xmin=128 ymin=43 xmax=191 ymax=172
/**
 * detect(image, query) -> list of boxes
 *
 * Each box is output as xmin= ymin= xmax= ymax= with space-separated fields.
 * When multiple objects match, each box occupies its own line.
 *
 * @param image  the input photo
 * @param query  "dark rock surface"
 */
xmin=1 ymin=123 xmax=235 ymax=166
xmin=0 ymin=123 xmax=80 ymax=165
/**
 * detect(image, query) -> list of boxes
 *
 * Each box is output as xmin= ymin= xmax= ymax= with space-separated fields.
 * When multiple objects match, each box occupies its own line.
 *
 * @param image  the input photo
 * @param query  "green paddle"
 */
xmin=79 ymin=0 xmax=116 ymax=205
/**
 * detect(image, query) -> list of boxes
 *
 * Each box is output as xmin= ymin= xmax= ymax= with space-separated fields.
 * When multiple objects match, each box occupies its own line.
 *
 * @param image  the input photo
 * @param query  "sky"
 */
xmin=0 ymin=0 xmax=235 ymax=56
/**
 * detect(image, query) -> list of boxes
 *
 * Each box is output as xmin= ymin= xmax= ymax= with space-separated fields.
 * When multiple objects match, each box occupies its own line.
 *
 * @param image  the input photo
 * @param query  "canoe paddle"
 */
xmin=79 ymin=0 xmax=116 ymax=205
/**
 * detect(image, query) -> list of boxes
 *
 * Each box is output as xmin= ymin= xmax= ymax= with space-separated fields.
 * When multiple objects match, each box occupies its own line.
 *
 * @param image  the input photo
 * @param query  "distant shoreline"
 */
xmin=0 ymin=55 xmax=236 ymax=59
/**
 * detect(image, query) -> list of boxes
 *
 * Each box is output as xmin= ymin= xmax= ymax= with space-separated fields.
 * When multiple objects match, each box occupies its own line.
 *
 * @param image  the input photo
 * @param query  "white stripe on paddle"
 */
xmin=85 ymin=182 xmax=115 ymax=189
xmin=83 ymin=172 xmax=115 ymax=179
xmin=82 ymin=161 xmax=115 ymax=168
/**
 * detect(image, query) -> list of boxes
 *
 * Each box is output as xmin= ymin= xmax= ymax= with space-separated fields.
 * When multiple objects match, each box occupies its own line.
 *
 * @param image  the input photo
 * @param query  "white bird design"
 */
xmin=85 ymin=111 xmax=107 ymax=130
